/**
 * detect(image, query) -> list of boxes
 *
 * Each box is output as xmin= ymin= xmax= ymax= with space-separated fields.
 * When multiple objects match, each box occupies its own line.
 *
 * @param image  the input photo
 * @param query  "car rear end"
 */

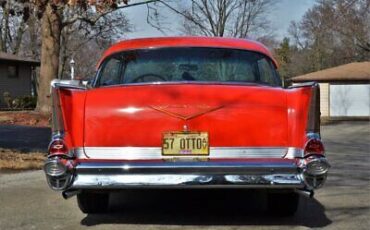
xmin=43 ymin=37 xmax=330 ymax=215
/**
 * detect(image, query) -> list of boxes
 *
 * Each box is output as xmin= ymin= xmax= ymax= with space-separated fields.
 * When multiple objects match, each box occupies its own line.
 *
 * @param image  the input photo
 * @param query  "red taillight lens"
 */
xmin=304 ymin=139 xmax=325 ymax=156
xmin=49 ymin=139 xmax=68 ymax=156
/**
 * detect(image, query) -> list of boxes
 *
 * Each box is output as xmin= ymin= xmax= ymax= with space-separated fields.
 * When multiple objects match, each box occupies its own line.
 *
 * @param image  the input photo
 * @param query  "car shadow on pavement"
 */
xmin=81 ymin=189 xmax=332 ymax=228
xmin=0 ymin=125 xmax=50 ymax=152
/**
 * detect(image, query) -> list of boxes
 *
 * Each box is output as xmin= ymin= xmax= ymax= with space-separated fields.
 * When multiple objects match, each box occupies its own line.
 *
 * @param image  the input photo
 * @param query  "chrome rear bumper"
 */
xmin=68 ymin=160 xmax=305 ymax=189
xmin=45 ymin=156 xmax=329 ymax=192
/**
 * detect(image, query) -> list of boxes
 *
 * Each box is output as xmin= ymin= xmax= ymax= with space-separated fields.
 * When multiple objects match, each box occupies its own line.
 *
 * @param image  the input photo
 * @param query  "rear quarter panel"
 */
xmin=56 ymin=88 xmax=86 ymax=148
xmin=55 ymin=84 xmax=314 ymax=151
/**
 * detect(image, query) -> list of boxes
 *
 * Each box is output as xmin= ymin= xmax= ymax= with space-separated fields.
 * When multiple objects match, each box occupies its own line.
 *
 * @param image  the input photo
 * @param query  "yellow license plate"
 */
xmin=162 ymin=132 xmax=209 ymax=156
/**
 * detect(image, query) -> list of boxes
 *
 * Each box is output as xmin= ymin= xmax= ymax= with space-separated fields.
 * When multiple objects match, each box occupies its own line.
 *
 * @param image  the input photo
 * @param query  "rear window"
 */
xmin=95 ymin=47 xmax=280 ymax=87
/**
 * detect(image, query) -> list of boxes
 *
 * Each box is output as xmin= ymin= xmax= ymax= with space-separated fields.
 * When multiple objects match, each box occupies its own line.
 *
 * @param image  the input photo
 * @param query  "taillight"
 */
xmin=44 ymin=158 xmax=66 ymax=177
xmin=49 ymin=139 xmax=68 ymax=156
xmin=304 ymin=139 xmax=325 ymax=156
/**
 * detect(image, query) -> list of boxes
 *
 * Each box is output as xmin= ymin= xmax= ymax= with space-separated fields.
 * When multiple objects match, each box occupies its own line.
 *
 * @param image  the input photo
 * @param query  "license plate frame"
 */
xmin=162 ymin=132 xmax=209 ymax=156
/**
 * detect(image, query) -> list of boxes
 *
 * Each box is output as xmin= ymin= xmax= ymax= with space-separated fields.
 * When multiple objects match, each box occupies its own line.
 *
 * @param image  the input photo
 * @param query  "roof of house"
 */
xmin=0 ymin=52 xmax=40 ymax=65
xmin=98 ymin=36 xmax=277 ymax=68
xmin=291 ymin=62 xmax=370 ymax=82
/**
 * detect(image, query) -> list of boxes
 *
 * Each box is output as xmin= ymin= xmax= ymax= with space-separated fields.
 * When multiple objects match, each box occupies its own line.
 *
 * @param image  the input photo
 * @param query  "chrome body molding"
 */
xmin=285 ymin=147 xmax=304 ymax=158
xmin=51 ymin=79 xmax=87 ymax=90
xmin=51 ymin=86 xmax=64 ymax=134
xmin=307 ymin=83 xmax=321 ymax=134
xmin=68 ymin=160 xmax=304 ymax=189
xmin=75 ymin=147 xmax=304 ymax=160
xmin=289 ymin=81 xmax=317 ymax=89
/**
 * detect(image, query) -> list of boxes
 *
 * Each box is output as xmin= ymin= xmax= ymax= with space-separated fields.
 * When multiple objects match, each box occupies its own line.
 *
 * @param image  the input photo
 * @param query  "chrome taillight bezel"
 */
xmin=48 ymin=137 xmax=68 ymax=156
xmin=304 ymin=138 xmax=325 ymax=157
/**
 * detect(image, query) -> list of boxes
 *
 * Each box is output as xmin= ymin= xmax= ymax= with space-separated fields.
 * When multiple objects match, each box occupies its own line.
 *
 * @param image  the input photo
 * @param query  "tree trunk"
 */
xmin=36 ymin=4 xmax=62 ymax=114
xmin=13 ymin=20 xmax=26 ymax=55
xmin=0 ymin=6 xmax=9 ymax=52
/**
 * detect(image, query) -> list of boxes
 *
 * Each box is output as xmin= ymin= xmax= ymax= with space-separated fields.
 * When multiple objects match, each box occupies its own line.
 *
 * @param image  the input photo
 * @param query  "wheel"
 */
xmin=77 ymin=191 xmax=110 ymax=214
xmin=267 ymin=191 xmax=299 ymax=216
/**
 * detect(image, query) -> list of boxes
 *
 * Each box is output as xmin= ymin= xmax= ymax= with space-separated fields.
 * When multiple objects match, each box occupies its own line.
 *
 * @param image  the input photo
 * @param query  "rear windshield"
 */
xmin=95 ymin=47 xmax=280 ymax=87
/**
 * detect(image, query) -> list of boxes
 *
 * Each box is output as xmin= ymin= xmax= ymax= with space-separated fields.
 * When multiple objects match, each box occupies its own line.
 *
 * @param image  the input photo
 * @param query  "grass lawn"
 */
xmin=0 ymin=148 xmax=46 ymax=170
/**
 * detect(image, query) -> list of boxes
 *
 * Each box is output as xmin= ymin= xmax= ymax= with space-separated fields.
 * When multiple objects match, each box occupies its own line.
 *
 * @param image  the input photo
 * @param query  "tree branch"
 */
xmin=62 ymin=0 xmax=161 ymax=27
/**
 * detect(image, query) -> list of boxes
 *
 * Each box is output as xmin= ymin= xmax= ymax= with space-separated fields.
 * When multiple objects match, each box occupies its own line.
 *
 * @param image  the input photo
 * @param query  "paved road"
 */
xmin=0 ymin=121 xmax=369 ymax=230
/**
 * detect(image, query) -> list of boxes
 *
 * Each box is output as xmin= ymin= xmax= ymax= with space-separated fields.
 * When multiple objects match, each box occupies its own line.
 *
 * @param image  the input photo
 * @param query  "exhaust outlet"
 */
xmin=62 ymin=190 xmax=81 ymax=199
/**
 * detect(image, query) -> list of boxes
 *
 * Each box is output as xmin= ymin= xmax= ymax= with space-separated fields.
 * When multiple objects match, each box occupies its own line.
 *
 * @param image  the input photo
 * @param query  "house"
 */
xmin=0 ymin=52 xmax=40 ymax=108
xmin=291 ymin=62 xmax=370 ymax=120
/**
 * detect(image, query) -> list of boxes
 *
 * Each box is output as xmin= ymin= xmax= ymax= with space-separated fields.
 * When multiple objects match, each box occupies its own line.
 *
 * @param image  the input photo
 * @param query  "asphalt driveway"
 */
xmin=0 ymin=125 xmax=50 ymax=151
xmin=0 ymin=121 xmax=369 ymax=230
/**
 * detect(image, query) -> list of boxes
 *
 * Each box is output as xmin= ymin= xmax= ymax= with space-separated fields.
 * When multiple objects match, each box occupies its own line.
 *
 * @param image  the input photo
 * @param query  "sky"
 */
xmin=124 ymin=0 xmax=316 ymax=40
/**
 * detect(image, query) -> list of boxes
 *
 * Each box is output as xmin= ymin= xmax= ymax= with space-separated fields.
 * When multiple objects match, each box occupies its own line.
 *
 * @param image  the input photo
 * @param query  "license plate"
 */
xmin=162 ymin=132 xmax=209 ymax=156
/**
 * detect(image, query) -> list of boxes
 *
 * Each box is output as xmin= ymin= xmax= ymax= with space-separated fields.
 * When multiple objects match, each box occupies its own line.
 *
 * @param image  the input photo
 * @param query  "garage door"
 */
xmin=330 ymin=84 xmax=370 ymax=116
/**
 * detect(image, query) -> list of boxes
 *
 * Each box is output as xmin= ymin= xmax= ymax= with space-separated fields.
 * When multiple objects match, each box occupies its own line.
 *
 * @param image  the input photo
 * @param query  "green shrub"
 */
xmin=12 ymin=96 xmax=37 ymax=109
xmin=2 ymin=92 xmax=36 ymax=110
xmin=3 ymin=92 xmax=12 ymax=108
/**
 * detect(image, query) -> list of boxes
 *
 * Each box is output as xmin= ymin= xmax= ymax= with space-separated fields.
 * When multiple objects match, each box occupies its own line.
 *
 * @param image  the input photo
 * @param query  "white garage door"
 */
xmin=330 ymin=84 xmax=370 ymax=116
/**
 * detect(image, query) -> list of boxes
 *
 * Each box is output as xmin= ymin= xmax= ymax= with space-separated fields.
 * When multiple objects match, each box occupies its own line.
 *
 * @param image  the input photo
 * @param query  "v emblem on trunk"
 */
xmin=150 ymin=105 xmax=224 ymax=121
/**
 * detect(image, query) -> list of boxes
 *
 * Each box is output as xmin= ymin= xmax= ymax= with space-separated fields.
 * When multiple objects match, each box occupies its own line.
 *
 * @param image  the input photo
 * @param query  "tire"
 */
xmin=77 ymin=191 xmax=110 ymax=214
xmin=267 ymin=191 xmax=299 ymax=216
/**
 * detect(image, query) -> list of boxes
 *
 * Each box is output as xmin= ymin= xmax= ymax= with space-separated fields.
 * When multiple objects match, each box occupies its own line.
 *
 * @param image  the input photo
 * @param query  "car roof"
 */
xmin=97 ymin=36 xmax=278 ymax=68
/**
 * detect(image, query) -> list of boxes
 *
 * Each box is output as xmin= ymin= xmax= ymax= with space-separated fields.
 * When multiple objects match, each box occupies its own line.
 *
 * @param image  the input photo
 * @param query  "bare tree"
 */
xmin=58 ymin=9 xmax=132 ymax=79
xmin=27 ymin=0 xmax=160 ymax=113
xmin=1 ymin=0 xmax=160 ymax=113
xmin=287 ymin=0 xmax=370 ymax=76
xmin=276 ymin=0 xmax=370 ymax=79
xmin=158 ymin=0 xmax=274 ymax=38
xmin=0 ymin=0 xmax=30 ymax=54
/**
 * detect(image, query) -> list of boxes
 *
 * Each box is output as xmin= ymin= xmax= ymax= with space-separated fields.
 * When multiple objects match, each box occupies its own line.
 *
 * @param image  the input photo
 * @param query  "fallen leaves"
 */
xmin=0 ymin=111 xmax=50 ymax=127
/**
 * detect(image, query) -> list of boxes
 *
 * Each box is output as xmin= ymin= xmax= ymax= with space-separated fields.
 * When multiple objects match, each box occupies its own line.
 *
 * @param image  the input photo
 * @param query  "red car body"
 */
xmin=44 ymin=37 xmax=329 ymax=214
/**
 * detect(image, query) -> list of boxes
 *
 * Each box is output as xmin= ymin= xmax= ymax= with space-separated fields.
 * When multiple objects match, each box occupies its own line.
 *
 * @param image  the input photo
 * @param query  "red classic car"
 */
xmin=44 ymin=37 xmax=329 ymax=215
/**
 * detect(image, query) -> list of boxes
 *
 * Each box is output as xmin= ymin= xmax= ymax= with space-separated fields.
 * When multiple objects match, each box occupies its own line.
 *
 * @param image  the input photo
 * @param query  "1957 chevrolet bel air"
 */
xmin=44 ymin=37 xmax=330 ymax=215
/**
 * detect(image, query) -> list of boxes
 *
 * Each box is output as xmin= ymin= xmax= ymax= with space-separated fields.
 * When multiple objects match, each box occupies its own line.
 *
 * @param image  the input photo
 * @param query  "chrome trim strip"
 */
xmin=51 ymin=79 xmax=87 ymax=90
xmin=76 ymin=147 xmax=304 ymax=160
xmin=307 ymin=83 xmax=321 ymax=134
xmin=51 ymin=86 xmax=64 ymax=133
xmin=289 ymin=81 xmax=317 ymax=88
xmin=285 ymin=147 xmax=304 ymax=158
xmin=74 ymin=160 xmax=298 ymax=174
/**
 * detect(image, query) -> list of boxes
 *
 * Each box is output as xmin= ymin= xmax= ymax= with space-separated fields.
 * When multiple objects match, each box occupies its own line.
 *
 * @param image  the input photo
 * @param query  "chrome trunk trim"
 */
xmin=76 ymin=147 xmax=304 ymax=160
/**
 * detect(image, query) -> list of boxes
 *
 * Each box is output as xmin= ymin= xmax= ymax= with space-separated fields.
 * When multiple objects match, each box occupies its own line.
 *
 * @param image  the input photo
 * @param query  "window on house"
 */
xmin=7 ymin=65 xmax=19 ymax=78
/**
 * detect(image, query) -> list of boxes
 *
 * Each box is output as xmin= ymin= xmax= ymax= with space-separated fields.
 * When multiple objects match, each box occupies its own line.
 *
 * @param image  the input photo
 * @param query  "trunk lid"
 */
xmin=84 ymin=84 xmax=287 ymax=147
